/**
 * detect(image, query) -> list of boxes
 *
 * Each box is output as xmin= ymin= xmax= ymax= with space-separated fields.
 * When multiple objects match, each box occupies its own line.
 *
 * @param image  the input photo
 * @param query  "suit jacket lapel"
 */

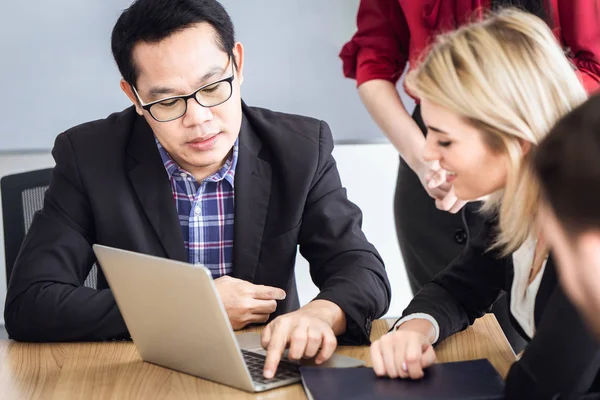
xmin=126 ymin=115 xmax=187 ymax=262
xmin=232 ymin=110 xmax=271 ymax=281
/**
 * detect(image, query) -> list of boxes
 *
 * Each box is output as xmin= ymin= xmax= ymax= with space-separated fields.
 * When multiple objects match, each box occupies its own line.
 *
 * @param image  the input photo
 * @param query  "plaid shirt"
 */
xmin=156 ymin=138 xmax=237 ymax=278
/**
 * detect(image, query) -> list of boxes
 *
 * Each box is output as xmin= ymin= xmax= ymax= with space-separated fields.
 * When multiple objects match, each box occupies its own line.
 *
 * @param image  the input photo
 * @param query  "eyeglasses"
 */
xmin=131 ymin=58 xmax=235 ymax=122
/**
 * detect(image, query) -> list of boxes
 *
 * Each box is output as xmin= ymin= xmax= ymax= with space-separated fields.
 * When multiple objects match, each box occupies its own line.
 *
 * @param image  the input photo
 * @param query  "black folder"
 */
xmin=300 ymin=359 xmax=505 ymax=400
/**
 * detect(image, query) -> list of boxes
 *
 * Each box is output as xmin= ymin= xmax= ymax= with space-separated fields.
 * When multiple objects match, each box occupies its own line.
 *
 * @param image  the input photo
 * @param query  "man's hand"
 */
xmin=214 ymin=276 xmax=286 ymax=331
xmin=416 ymin=160 xmax=466 ymax=214
xmin=260 ymin=300 xmax=346 ymax=378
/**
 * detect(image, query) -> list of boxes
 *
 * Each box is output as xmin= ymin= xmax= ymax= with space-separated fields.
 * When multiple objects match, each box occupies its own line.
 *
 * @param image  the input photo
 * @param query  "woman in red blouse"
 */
xmin=340 ymin=0 xmax=600 ymax=351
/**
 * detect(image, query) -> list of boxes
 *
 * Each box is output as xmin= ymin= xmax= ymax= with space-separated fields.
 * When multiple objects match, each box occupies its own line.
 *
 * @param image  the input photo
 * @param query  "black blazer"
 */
xmin=4 ymin=103 xmax=391 ymax=344
xmin=402 ymin=210 xmax=600 ymax=399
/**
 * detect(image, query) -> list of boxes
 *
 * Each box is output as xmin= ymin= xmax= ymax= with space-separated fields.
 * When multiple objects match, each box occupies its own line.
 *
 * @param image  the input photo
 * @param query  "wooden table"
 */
xmin=0 ymin=314 xmax=515 ymax=399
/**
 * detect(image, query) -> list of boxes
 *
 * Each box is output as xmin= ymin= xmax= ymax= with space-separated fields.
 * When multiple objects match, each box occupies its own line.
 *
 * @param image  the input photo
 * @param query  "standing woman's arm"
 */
xmin=554 ymin=0 xmax=600 ymax=93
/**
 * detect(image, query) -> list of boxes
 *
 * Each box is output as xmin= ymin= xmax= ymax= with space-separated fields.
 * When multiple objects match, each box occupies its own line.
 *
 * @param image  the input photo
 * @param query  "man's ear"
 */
xmin=232 ymin=42 xmax=244 ymax=85
xmin=120 ymin=79 xmax=144 ymax=115
xmin=578 ymin=231 xmax=600 ymax=265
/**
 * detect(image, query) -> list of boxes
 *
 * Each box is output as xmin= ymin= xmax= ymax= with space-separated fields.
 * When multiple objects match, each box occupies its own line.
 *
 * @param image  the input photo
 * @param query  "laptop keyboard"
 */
xmin=241 ymin=349 xmax=301 ymax=385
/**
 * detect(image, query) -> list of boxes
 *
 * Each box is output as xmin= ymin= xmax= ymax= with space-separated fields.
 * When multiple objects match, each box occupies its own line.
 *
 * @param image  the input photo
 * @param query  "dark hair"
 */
xmin=492 ymin=0 xmax=551 ymax=26
xmin=534 ymin=94 xmax=600 ymax=236
xmin=111 ymin=0 xmax=236 ymax=86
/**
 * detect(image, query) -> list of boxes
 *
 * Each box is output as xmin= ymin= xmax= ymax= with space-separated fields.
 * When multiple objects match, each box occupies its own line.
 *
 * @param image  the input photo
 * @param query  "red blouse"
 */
xmin=340 ymin=0 xmax=600 ymax=97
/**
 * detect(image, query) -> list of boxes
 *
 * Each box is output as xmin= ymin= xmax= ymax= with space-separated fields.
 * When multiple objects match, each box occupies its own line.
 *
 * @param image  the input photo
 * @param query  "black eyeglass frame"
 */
xmin=131 ymin=58 xmax=235 ymax=122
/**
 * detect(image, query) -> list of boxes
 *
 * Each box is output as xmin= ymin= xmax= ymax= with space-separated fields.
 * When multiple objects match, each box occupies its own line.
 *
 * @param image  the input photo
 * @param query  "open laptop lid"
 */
xmin=92 ymin=244 xmax=256 ymax=392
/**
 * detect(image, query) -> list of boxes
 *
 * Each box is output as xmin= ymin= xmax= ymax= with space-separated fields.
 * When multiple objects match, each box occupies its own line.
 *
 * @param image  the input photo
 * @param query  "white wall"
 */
xmin=0 ymin=144 xmax=411 ymax=325
xmin=2 ymin=0 xmax=386 ymax=150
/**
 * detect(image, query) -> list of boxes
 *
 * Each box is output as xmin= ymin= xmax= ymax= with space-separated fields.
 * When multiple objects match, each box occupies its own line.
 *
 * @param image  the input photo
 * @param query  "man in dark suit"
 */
xmin=4 ymin=0 xmax=391 ymax=379
xmin=536 ymin=94 xmax=600 ymax=340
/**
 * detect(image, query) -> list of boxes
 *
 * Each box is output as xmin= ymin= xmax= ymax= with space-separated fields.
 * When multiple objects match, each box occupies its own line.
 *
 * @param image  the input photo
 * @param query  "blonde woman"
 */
xmin=370 ymin=9 xmax=600 ymax=398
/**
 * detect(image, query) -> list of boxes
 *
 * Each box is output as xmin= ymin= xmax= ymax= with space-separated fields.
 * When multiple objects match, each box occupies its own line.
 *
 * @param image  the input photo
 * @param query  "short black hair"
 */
xmin=111 ymin=0 xmax=236 ymax=87
xmin=534 ymin=94 xmax=600 ymax=236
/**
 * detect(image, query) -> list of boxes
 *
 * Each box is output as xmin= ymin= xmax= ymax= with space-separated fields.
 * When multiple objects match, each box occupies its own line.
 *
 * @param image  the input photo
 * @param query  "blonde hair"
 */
xmin=407 ymin=9 xmax=587 ymax=256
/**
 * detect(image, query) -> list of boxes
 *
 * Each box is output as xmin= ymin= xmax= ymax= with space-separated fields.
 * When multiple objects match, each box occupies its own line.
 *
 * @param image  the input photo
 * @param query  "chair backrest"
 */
xmin=1 ymin=168 xmax=97 ymax=288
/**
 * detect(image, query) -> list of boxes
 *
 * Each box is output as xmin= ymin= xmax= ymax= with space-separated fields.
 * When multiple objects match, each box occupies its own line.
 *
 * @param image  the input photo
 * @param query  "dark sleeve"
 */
xmin=505 ymin=285 xmax=600 ymax=399
xmin=556 ymin=0 xmax=600 ymax=92
xmin=339 ymin=0 xmax=410 ymax=86
xmin=3 ymin=133 xmax=128 ymax=342
xmin=401 ymin=217 xmax=508 ymax=343
xmin=297 ymin=120 xmax=391 ymax=345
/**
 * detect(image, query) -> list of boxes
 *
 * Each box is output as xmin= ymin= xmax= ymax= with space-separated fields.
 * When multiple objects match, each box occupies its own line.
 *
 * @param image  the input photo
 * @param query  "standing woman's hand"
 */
xmin=416 ymin=160 xmax=467 ymax=214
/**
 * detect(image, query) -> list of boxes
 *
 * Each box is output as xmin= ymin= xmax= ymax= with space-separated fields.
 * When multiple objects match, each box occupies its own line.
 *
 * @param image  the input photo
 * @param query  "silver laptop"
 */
xmin=93 ymin=244 xmax=302 ymax=393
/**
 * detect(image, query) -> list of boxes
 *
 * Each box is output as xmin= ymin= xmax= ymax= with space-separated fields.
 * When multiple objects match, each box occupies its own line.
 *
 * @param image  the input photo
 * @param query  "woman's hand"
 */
xmin=370 ymin=319 xmax=437 ymax=379
xmin=416 ymin=160 xmax=466 ymax=214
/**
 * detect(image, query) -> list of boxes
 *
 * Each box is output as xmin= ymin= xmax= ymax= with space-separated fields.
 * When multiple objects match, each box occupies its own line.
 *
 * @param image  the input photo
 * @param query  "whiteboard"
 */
xmin=0 ymin=0 xmax=414 ymax=151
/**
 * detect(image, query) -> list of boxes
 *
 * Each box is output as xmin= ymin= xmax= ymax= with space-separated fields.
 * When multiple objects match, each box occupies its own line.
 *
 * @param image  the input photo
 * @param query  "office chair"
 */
xmin=1 ymin=168 xmax=97 ymax=288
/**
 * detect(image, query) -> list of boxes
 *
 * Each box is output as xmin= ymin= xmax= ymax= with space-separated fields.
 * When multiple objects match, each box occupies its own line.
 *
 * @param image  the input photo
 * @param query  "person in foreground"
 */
xmin=3 ymin=0 xmax=391 ymax=379
xmin=535 ymin=93 xmax=600 ymax=341
xmin=370 ymin=9 xmax=600 ymax=399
